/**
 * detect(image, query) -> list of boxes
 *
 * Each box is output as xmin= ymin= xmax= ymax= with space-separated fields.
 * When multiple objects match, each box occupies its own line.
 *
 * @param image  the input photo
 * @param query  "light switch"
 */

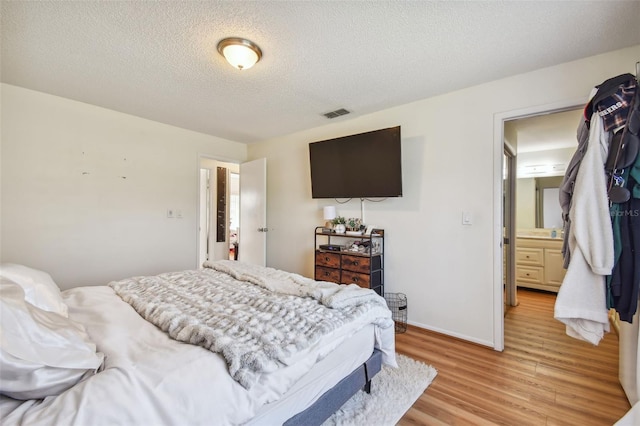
xmin=167 ymin=209 xmax=174 ymax=218
xmin=462 ymin=211 xmax=472 ymax=225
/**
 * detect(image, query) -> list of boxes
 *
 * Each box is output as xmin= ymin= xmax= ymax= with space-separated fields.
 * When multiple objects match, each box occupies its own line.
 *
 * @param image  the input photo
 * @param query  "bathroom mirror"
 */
xmin=516 ymin=176 xmax=565 ymax=230
xmin=535 ymin=176 xmax=563 ymax=229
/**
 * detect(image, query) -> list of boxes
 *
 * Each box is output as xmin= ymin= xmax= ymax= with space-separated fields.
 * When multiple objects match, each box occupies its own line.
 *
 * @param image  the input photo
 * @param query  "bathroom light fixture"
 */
xmin=217 ymin=37 xmax=262 ymax=70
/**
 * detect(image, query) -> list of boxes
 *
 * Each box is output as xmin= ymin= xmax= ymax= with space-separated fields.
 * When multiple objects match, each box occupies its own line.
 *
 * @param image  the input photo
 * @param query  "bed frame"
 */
xmin=283 ymin=349 xmax=383 ymax=426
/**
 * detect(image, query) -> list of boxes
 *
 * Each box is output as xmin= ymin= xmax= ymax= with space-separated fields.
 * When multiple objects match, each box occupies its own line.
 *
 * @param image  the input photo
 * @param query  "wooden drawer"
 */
xmin=341 ymin=270 xmax=370 ymax=288
xmin=315 ymin=251 xmax=341 ymax=268
xmin=516 ymin=266 xmax=544 ymax=284
xmin=342 ymin=255 xmax=370 ymax=273
xmin=544 ymin=248 xmax=566 ymax=287
xmin=516 ymin=248 xmax=544 ymax=266
xmin=315 ymin=266 xmax=340 ymax=283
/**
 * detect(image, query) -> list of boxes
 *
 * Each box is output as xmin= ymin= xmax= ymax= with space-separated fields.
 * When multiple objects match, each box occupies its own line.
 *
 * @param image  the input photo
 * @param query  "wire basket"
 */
xmin=384 ymin=293 xmax=407 ymax=333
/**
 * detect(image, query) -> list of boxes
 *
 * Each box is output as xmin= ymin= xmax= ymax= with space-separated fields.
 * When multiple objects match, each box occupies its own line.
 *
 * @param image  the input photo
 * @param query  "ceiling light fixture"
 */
xmin=217 ymin=37 xmax=262 ymax=70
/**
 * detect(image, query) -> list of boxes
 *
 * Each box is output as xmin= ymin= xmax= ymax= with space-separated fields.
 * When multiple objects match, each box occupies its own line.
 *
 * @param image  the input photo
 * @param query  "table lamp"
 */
xmin=323 ymin=206 xmax=336 ymax=229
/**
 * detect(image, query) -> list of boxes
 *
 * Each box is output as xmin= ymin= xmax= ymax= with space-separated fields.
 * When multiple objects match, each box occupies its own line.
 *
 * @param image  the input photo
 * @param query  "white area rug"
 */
xmin=322 ymin=354 xmax=437 ymax=426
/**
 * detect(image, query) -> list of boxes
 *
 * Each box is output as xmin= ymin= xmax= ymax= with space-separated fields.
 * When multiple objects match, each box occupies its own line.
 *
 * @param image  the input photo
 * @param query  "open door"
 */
xmin=503 ymin=147 xmax=517 ymax=308
xmin=239 ymin=158 xmax=267 ymax=266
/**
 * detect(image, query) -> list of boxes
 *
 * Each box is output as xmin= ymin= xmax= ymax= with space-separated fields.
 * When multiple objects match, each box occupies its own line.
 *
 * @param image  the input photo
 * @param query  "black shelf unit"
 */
xmin=314 ymin=226 xmax=384 ymax=296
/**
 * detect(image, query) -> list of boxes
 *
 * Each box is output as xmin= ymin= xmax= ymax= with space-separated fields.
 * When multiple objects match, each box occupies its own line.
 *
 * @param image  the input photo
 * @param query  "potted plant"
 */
xmin=332 ymin=216 xmax=346 ymax=234
xmin=346 ymin=218 xmax=362 ymax=232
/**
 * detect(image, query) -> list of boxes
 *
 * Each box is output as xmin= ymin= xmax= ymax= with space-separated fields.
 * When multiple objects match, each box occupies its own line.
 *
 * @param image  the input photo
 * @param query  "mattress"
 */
xmin=247 ymin=323 xmax=375 ymax=425
xmin=1 ymin=282 xmax=392 ymax=425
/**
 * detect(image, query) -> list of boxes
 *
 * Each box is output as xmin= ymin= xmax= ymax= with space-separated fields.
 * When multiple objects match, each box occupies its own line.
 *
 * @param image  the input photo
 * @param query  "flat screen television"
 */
xmin=309 ymin=126 xmax=402 ymax=199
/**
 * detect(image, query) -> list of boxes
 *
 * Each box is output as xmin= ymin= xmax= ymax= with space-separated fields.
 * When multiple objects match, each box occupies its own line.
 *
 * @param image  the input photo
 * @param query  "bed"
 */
xmin=0 ymin=260 xmax=396 ymax=425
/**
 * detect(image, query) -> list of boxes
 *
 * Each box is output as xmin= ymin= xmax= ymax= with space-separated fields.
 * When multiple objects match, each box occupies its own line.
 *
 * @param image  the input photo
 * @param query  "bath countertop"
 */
xmin=516 ymin=228 xmax=563 ymax=240
xmin=517 ymin=235 xmax=563 ymax=241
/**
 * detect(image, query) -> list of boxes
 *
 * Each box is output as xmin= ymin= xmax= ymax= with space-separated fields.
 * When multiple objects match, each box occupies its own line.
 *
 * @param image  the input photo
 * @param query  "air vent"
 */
xmin=323 ymin=108 xmax=351 ymax=119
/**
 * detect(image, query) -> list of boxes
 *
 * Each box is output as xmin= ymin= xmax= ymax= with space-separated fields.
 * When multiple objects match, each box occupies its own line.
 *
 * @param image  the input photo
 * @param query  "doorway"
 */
xmin=197 ymin=156 xmax=268 ymax=268
xmin=505 ymin=108 xmax=581 ymax=301
xmin=198 ymin=158 xmax=240 ymax=267
xmin=494 ymin=99 xmax=586 ymax=351
xmin=498 ymin=105 xmax=583 ymax=352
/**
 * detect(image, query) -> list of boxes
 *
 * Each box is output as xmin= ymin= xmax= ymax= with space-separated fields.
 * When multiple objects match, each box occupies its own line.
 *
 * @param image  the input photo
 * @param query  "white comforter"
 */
xmin=1 ymin=268 xmax=396 ymax=425
xmin=109 ymin=261 xmax=395 ymax=390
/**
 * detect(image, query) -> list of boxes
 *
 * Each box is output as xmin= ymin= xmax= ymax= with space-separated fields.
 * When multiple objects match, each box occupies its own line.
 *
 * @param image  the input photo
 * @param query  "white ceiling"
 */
xmin=507 ymin=108 xmax=584 ymax=153
xmin=2 ymin=1 xmax=640 ymax=144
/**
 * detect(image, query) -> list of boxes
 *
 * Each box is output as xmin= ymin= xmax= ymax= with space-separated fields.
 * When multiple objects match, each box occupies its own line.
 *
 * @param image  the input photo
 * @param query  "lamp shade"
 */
xmin=323 ymin=206 xmax=337 ymax=220
xmin=217 ymin=38 xmax=262 ymax=70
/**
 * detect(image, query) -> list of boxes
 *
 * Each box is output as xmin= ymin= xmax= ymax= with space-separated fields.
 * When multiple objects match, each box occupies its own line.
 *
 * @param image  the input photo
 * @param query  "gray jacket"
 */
xmin=559 ymin=117 xmax=590 ymax=268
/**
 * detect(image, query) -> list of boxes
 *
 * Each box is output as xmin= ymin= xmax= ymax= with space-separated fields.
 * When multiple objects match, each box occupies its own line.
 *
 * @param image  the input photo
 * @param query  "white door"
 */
xmin=239 ymin=158 xmax=267 ymax=266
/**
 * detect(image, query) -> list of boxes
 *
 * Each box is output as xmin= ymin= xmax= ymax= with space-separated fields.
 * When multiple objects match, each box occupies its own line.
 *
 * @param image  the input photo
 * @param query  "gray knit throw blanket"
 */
xmin=108 ymin=260 xmax=392 ymax=389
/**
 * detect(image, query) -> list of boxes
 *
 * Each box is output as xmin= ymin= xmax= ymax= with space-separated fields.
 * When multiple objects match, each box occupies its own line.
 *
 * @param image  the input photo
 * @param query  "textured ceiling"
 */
xmin=2 ymin=1 xmax=640 ymax=144
xmin=507 ymin=108 xmax=584 ymax=154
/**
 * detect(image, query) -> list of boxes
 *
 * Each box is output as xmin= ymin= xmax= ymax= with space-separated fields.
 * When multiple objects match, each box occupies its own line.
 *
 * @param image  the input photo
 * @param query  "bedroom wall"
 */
xmin=248 ymin=44 xmax=640 ymax=347
xmin=0 ymin=84 xmax=247 ymax=289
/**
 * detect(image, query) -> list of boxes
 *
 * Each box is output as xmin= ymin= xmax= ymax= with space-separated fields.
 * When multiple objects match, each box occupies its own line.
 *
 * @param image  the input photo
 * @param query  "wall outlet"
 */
xmin=176 ymin=210 xmax=182 ymax=218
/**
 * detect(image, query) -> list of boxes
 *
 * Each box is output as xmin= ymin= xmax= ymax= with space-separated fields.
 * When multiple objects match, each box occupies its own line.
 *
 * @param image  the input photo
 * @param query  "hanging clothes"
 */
xmin=555 ymin=72 xmax=640 ymax=344
xmin=609 ymin=86 xmax=640 ymax=322
xmin=554 ymin=112 xmax=614 ymax=345
xmin=561 ymin=74 xmax=638 ymax=266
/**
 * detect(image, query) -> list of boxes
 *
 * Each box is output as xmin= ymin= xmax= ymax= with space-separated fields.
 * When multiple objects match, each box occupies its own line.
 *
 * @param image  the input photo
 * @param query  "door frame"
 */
xmin=492 ymin=97 xmax=586 ymax=351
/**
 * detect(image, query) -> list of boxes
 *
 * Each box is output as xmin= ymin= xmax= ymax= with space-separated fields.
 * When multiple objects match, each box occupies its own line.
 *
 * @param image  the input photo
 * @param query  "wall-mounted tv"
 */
xmin=309 ymin=126 xmax=402 ymax=199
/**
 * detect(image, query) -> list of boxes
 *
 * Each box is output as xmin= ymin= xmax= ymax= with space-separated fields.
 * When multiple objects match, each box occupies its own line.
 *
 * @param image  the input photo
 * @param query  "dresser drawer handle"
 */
xmin=526 ymin=255 xmax=530 ymax=259
xmin=324 ymin=256 xmax=330 ymax=262
xmin=526 ymin=273 xmax=530 ymax=276
xmin=324 ymin=271 xmax=330 ymax=276
xmin=352 ymin=277 xmax=359 ymax=282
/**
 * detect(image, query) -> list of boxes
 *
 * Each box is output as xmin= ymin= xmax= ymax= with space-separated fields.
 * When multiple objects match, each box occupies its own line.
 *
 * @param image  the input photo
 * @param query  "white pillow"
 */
xmin=0 ymin=279 xmax=104 ymax=400
xmin=0 ymin=263 xmax=68 ymax=317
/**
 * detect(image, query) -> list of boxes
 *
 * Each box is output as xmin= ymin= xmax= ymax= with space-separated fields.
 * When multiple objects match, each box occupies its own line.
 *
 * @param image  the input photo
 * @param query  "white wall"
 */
xmin=0 ymin=84 xmax=246 ymax=289
xmin=516 ymin=178 xmax=536 ymax=229
xmin=249 ymin=44 xmax=640 ymax=347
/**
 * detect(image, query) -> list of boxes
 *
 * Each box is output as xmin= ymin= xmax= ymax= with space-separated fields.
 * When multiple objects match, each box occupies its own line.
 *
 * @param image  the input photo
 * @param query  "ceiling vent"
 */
xmin=323 ymin=108 xmax=351 ymax=119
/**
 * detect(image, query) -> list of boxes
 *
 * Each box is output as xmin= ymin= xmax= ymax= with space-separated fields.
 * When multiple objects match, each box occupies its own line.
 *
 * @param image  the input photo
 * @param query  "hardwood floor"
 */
xmin=395 ymin=289 xmax=631 ymax=425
